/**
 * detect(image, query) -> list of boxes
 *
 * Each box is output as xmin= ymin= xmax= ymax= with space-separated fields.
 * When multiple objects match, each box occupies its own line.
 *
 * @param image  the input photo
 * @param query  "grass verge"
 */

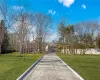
xmin=0 ymin=52 xmax=43 ymax=80
xmin=57 ymin=53 xmax=100 ymax=80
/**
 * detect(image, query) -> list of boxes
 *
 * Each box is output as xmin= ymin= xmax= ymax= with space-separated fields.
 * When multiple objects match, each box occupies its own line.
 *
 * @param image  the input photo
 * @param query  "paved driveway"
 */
xmin=23 ymin=53 xmax=81 ymax=80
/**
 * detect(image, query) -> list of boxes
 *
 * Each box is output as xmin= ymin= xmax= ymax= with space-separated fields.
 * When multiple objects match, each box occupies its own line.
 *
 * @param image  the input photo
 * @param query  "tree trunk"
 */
xmin=39 ymin=41 xmax=42 ymax=53
xmin=20 ymin=42 xmax=22 ymax=56
xmin=0 ymin=45 xmax=1 ymax=55
xmin=75 ymin=49 xmax=77 ymax=54
xmin=38 ymin=38 xmax=42 ymax=53
xmin=63 ymin=37 xmax=65 ymax=54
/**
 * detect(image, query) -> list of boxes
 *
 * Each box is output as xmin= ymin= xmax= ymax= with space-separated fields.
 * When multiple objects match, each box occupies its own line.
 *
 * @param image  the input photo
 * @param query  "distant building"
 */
xmin=45 ymin=44 xmax=56 ymax=53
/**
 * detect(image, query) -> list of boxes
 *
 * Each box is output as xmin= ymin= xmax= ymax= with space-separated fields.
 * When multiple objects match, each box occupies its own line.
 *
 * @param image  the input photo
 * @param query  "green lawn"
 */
xmin=0 ymin=52 xmax=43 ymax=80
xmin=57 ymin=53 xmax=100 ymax=80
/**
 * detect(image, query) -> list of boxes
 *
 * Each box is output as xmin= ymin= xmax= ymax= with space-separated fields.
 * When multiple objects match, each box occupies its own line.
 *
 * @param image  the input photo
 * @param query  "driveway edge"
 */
xmin=57 ymin=56 xmax=84 ymax=80
xmin=17 ymin=56 xmax=43 ymax=80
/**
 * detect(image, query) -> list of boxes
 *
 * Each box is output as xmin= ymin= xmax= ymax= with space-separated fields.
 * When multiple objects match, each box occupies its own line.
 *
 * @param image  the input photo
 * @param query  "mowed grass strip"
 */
xmin=0 ymin=52 xmax=43 ymax=80
xmin=57 ymin=53 xmax=100 ymax=80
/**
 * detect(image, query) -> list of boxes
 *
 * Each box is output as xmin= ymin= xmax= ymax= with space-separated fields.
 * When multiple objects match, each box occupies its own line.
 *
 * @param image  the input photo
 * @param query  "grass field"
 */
xmin=57 ymin=53 xmax=100 ymax=80
xmin=0 ymin=52 xmax=43 ymax=80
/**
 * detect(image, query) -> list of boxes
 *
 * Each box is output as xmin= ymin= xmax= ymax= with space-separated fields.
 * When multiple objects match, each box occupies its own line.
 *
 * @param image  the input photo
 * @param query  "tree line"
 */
xmin=0 ymin=0 xmax=52 ymax=55
xmin=57 ymin=20 xmax=100 ymax=54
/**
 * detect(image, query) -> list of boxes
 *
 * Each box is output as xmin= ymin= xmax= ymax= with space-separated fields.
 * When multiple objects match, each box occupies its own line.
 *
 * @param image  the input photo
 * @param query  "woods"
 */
xmin=57 ymin=21 xmax=100 ymax=54
xmin=0 ymin=0 xmax=52 ymax=54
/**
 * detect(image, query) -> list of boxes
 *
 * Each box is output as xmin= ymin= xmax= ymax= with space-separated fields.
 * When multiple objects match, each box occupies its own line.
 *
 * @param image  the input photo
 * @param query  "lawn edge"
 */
xmin=17 ymin=55 xmax=44 ymax=80
xmin=57 ymin=55 xmax=84 ymax=80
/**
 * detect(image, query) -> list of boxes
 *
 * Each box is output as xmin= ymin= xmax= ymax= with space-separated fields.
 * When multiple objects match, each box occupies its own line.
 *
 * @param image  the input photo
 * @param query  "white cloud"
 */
xmin=48 ymin=10 xmax=56 ymax=15
xmin=58 ymin=0 xmax=75 ymax=7
xmin=12 ymin=6 xmax=24 ymax=10
xmin=82 ymin=4 xmax=86 ymax=9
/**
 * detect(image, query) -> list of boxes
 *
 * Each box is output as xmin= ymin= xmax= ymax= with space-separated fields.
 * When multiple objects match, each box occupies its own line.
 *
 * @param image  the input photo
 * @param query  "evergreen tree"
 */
xmin=1 ymin=32 xmax=9 ymax=53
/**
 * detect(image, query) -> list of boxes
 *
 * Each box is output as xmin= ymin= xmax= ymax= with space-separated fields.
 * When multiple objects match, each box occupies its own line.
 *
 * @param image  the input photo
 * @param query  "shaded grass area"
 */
xmin=57 ymin=53 xmax=100 ymax=80
xmin=0 ymin=52 xmax=43 ymax=80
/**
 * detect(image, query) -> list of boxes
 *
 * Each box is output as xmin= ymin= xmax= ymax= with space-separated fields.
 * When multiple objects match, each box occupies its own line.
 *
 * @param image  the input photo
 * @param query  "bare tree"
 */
xmin=34 ymin=13 xmax=52 ymax=53
xmin=13 ymin=12 xmax=32 ymax=55
xmin=58 ymin=21 xmax=66 ymax=53
xmin=0 ymin=0 xmax=14 ymax=29
xmin=57 ymin=20 xmax=100 ymax=55
xmin=0 ymin=0 xmax=7 ymax=23
xmin=96 ymin=34 xmax=100 ymax=49
xmin=8 ymin=32 xmax=19 ymax=51
xmin=58 ymin=21 xmax=75 ymax=54
xmin=65 ymin=25 xmax=75 ymax=54
xmin=74 ymin=21 xmax=99 ymax=54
